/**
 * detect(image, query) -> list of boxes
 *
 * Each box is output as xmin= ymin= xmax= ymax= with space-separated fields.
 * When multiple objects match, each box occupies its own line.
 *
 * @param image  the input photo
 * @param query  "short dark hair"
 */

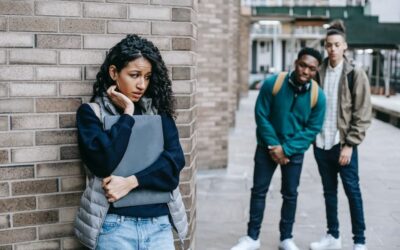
xmin=297 ymin=47 xmax=322 ymax=65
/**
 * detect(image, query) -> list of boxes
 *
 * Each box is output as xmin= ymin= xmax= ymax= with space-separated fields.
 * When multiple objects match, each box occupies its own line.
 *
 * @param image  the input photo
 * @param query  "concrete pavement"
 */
xmin=196 ymin=90 xmax=400 ymax=250
xmin=371 ymin=95 xmax=400 ymax=128
xmin=371 ymin=94 xmax=400 ymax=114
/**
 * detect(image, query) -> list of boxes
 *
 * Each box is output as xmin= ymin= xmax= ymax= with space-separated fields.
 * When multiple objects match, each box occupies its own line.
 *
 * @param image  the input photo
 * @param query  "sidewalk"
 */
xmin=196 ymin=90 xmax=400 ymax=250
xmin=371 ymin=94 xmax=400 ymax=115
xmin=371 ymin=95 xmax=400 ymax=127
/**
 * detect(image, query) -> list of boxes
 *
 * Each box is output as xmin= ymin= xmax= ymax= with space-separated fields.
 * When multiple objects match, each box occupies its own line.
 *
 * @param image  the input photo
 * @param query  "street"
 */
xmin=196 ymin=90 xmax=400 ymax=250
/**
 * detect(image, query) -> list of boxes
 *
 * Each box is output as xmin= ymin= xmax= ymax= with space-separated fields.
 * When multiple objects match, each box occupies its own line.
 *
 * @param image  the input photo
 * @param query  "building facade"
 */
xmin=247 ymin=0 xmax=400 ymax=94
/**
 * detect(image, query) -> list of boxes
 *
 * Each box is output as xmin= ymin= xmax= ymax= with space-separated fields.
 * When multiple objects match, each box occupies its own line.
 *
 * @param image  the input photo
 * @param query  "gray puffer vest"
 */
xmin=74 ymin=96 xmax=188 ymax=249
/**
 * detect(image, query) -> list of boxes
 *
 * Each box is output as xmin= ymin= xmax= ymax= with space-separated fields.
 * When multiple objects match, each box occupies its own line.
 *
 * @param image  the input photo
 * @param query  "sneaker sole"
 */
xmin=279 ymin=246 xmax=299 ymax=250
xmin=310 ymin=247 xmax=342 ymax=250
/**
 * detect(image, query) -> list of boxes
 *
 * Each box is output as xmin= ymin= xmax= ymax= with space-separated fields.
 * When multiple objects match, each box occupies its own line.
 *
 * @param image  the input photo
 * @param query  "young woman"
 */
xmin=310 ymin=20 xmax=372 ymax=250
xmin=74 ymin=34 xmax=187 ymax=250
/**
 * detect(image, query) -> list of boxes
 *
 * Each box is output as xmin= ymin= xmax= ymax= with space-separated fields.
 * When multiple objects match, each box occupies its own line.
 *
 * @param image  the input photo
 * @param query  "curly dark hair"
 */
xmin=91 ymin=34 xmax=176 ymax=117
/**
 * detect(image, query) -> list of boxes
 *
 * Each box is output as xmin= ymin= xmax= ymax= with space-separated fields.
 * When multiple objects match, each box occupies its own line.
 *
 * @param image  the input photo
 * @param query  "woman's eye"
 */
xmin=130 ymin=74 xmax=138 ymax=78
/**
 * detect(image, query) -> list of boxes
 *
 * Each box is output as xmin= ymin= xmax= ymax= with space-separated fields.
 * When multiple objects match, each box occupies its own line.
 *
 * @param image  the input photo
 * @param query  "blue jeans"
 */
xmin=314 ymin=144 xmax=366 ymax=244
xmin=96 ymin=214 xmax=174 ymax=250
xmin=247 ymin=145 xmax=304 ymax=241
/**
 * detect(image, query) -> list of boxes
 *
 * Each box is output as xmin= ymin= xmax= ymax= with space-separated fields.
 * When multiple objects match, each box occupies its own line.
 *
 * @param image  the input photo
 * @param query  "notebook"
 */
xmin=104 ymin=115 xmax=171 ymax=207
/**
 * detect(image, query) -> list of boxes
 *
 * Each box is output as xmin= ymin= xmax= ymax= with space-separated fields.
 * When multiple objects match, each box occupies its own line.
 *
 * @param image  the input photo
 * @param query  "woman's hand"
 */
xmin=102 ymin=175 xmax=139 ymax=203
xmin=106 ymin=85 xmax=134 ymax=115
xmin=339 ymin=145 xmax=353 ymax=166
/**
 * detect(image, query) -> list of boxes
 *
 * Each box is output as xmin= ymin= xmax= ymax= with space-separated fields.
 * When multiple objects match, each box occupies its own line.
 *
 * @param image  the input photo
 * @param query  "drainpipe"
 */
xmin=375 ymin=52 xmax=380 ymax=92
xmin=384 ymin=50 xmax=392 ymax=97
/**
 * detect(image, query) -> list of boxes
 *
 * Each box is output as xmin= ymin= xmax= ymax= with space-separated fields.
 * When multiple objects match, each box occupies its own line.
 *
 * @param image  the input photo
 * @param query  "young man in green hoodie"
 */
xmin=231 ymin=47 xmax=326 ymax=250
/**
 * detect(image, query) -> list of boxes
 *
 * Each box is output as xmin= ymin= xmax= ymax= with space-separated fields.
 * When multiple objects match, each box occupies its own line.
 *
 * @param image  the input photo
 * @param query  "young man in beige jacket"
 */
xmin=310 ymin=20 xmax=372 ymax=250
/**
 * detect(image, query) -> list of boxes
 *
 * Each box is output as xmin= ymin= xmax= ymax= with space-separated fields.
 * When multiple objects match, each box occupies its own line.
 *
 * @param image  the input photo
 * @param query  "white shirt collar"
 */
xmin=328 ymin=59 xmax=344 ymax=73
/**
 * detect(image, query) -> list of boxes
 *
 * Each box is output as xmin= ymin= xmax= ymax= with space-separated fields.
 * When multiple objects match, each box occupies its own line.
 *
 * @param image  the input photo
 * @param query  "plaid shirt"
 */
xmin=316 ymin=60 xmax=344 ymax=150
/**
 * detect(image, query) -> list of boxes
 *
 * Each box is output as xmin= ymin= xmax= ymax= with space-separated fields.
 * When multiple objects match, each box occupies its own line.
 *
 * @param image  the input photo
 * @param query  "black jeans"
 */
xmin=247 ymin=145 xmax=304 ymax=241
xmin=314 ymin=144 xmax=366 ymax=244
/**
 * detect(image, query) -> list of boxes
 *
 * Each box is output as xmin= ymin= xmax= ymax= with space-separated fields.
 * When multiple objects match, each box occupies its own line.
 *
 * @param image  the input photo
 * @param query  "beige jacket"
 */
xmin=318 ymin=58 xmax=372 ymax=146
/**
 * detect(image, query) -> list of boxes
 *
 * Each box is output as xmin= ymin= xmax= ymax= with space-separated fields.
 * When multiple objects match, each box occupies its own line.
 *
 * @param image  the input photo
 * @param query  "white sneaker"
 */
xmin=353 ymin=244 xmax=367 ymax=250
xmin=310 ymin=234 xmax=342 ymax=250
xmin=231 ymin=236 xmax=260 ymax=250
xmin=231 ymin=236 xmax=261 ymax=250
xmin=279 ymin=238 xmax=299 ymax=250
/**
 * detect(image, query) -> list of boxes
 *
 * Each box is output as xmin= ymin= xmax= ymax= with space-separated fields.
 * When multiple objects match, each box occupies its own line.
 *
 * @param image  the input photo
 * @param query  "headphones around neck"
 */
xmin=288 ymin=72 xmax=311 ymax=94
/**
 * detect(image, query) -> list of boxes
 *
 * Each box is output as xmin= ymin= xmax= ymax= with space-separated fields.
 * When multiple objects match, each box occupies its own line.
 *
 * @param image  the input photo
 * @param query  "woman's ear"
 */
xmin=109 ymin=65 xmax=117 ymax=81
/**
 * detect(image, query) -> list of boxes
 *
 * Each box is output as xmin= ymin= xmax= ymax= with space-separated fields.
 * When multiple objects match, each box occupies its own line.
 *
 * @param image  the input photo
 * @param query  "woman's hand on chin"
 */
xmin=106 ymin=85 xmax=134 ymax=115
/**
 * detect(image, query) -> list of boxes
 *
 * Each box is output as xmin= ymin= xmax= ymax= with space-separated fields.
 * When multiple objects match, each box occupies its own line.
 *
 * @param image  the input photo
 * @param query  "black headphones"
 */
xmin=288 ymin=72 xmax=311 ymax=94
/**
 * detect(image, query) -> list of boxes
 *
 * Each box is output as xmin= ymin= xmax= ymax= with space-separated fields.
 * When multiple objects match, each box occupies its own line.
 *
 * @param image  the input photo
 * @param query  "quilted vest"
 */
xmin=74 ymin=96 xmax=188 ymax=249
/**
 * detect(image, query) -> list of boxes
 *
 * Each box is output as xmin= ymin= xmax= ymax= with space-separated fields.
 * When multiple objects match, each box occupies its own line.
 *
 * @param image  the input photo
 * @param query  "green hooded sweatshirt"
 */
xmin=255 ymin=73 xmax=326 ymax=156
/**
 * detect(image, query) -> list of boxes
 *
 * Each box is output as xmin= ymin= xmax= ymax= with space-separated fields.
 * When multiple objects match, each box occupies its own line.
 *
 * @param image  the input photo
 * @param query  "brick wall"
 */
xmin=227 ymin=0 xmax=240 ymax=128
xmin=197 ymin=0 xmax=241 ymax=169
xmin=239 ymin=9 xmax=251 ymax=97
xmin=0 ymin=1 xmax=197 ymax=249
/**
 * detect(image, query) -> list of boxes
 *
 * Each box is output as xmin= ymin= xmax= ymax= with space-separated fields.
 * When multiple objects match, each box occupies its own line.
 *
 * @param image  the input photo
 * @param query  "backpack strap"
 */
xmin=273 ymin=72 xmax=318 ymax=108
xmin=87 ymin=103 xmax=101 ymax=120
xmin=347 ymin=69 xmax=355 ymax=95
xmin=272 ymin=72 xmax=288 ymax=96
xmin=310 ymin=79 xmax=319 ymax=109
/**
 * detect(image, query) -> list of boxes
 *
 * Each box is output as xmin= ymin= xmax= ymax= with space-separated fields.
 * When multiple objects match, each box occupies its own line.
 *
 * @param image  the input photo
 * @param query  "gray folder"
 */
xmin=104 ymin=115 xmax=171 ymax=207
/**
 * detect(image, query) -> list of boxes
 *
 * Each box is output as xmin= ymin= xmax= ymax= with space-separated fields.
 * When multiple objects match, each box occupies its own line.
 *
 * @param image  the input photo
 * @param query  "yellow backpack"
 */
xmin=272 ymin=72 xmax=319 ymax=109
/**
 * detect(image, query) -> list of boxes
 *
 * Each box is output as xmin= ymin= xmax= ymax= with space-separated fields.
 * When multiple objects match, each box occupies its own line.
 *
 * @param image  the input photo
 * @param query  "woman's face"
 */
xmin=109 ymin=57 xmax=152 ymax=102
xmin=325 ymin=34 xmax=347 ymax=63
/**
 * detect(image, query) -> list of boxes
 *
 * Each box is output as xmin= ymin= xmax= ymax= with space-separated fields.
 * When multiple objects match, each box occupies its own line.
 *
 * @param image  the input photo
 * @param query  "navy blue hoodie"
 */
xmin=76 ymin=103 xmax=185 ymax=217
